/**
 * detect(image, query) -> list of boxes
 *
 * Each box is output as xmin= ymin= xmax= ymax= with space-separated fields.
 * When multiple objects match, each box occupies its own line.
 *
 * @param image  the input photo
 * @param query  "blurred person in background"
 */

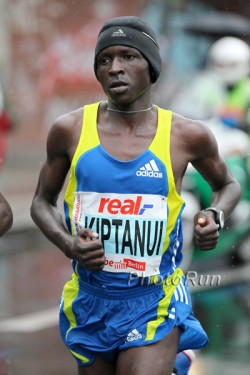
xmin=0 ymin=80 xmax=15 ymax=236
xmin=0 ymin=192 xmax=13 ymax=236
xmin=170 ymin=36 xmax=250 ymax=158
xmin=0 ymin=79 xmax=15 ymax=170
xmin=168 ymin=36 xmax=250 ymax=268
xmin=170 ymin=36 xmax=250 ymax=132
xmin=31 ymin=16 xmax=241 ymax=375
xmin=207 ymin=36 xmax=250 ymax=132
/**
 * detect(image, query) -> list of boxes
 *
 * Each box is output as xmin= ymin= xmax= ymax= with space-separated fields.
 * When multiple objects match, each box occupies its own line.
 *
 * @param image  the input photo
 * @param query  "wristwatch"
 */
xmin=203 ymin=207 xmax=225 ymax=230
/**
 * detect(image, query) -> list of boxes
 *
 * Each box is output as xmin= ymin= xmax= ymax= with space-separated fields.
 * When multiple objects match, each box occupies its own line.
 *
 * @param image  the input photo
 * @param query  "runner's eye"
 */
xmin=99 ymin=57 xmax=110 ymax=65
xmin=124 ymin=54 xmax=134 ymax=60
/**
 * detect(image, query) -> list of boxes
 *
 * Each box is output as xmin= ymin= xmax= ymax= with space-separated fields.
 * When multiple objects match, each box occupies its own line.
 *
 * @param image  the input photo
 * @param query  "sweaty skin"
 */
xmin=31 ymin=44 xmax=241 ymax=375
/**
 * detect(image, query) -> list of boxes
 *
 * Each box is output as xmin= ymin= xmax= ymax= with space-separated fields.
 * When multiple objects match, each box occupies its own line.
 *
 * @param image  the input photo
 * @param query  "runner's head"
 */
xmin=94 ymin=16 xmax=162 ymax=83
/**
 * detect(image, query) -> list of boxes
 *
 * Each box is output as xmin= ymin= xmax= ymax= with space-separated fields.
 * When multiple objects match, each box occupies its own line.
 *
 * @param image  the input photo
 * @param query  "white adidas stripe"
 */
xmin=139 ymin=159 xmax=159 ymax=172
xmin=174 ymin=281 xmax=189 ymax=305
xmin=149 ymin=159 xmax=159 ymax=171
xmin=180 ymin=280 xmax=189 ymax=305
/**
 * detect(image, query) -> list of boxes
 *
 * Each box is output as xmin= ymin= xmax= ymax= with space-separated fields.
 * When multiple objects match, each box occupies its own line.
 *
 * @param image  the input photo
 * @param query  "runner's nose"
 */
xmin=109 ymin=57 xmax=124 ymax=75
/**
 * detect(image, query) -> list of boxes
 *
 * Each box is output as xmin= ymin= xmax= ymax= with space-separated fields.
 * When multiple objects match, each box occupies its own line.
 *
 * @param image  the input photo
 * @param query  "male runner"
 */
xmin=0 ymin=192 xmax=13 ymax=236
xmin=31 ymin=16 xmax=241 ymax=375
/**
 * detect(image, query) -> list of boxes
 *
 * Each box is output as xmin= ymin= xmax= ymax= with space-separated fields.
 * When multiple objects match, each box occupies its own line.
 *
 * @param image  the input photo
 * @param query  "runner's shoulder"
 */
xmin=52 ymin=107 xmax=84 ymax=135
xmin=171 ymin=112 xmax=217 ymax=155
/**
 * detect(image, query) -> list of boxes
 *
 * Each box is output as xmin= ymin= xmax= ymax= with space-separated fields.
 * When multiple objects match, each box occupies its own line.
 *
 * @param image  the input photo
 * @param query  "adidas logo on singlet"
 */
xmin=125 ymin=329 xmax=142 ymax=343
xmin=111 ymin=28 xmax=126 ymax=37
xmin=136 ymin=159 xmax=163 ymax=178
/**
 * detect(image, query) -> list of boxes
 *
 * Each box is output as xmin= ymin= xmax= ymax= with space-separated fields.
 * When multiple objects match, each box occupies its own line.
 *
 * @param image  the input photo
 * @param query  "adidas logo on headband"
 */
xmin=111 ymin=29 xmax=126 ymax=37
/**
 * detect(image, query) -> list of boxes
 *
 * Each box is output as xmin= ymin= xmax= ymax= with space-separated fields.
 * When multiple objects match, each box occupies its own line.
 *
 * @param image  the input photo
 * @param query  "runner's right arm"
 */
xmin=30 ymin=115 xmax=105 ymax=270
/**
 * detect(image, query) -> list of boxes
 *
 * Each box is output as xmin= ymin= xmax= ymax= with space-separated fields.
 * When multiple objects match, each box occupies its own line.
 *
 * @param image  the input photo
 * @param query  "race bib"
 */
xmin=72 ymin=192 xmax=167 ymax=276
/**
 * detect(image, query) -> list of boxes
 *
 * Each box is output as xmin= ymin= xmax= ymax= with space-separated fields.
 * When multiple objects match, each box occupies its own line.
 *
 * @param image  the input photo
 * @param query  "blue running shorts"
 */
xmin=59 ymin=269 xmax=208 ymax=366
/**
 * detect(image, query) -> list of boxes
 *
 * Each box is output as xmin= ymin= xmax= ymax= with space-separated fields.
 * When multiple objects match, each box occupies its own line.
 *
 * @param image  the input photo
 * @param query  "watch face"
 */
xmin=219 ymin=210 xmax=225 ymax=229
xmin=204 ymin=207 xmax=224 ymax=230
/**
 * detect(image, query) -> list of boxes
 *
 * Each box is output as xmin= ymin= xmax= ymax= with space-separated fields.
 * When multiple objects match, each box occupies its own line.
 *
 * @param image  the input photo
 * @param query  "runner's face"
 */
xmin=96 ymin=45 xmax=151 ymax=104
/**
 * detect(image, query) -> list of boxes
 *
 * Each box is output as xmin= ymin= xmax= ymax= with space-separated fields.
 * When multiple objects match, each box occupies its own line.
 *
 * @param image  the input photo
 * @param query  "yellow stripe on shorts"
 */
xmin=63 ymin=273 xmax=79 ymax=340
xmin=69 ymin=349 xmax=90 ymax=365
xmin=145 ymin=268 xmax=184 ymax=341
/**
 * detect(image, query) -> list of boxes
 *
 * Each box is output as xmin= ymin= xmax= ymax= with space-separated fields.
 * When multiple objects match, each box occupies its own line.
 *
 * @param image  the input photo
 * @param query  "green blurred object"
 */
xmin=185 ymin=154 xmax=250 ymax=262
xmin=193 ymin=280 xmax=250 ymax=359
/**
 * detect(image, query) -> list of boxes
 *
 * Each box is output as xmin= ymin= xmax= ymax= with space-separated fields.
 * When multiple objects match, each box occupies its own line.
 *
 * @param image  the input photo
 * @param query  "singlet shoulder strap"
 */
xmin=71 ymin=102 xmax=101 ymax=169
xmin=149 ymin=107 xmax=183 ymax=202
xmin=64 ymin=102 xmax=101 ymax=235
xmin=149 ymin=107 xmax=175 ymax=188
xmin=149 ymin=107 xmax=184 ymax=254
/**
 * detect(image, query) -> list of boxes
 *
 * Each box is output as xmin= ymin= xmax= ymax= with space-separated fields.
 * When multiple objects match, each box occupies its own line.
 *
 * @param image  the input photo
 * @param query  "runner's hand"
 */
xmin=67 ymin=228 xmax=105 ymax=270
xmin=194 ymin=211 xmax=219 ymax=251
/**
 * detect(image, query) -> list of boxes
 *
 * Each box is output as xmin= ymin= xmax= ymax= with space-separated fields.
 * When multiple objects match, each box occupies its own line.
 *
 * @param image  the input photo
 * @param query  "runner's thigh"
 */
xmin=116 ymin=327 xmax=180 ymax=375
xmin=78 ymin=356 xmax=116 ymax=375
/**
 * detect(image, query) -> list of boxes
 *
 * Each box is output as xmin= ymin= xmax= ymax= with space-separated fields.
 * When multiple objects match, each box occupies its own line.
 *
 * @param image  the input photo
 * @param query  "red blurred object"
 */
xmin=0 ymin=111 xmax=12 ymax=168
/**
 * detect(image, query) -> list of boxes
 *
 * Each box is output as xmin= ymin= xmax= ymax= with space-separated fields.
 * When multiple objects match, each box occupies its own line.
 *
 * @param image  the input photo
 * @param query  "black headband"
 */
xmin=94 ymin=16 xmax=162 ymax=83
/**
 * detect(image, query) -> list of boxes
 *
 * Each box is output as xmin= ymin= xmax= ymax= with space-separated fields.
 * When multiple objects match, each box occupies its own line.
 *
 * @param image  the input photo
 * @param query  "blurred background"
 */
xmin=0 ymin=0 xmax=250 ymax=374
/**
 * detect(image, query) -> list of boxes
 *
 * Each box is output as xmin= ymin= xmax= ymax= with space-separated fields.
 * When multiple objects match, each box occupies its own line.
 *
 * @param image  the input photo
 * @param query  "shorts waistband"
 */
xmin=78 ymin=278 xmax=163 ymax=300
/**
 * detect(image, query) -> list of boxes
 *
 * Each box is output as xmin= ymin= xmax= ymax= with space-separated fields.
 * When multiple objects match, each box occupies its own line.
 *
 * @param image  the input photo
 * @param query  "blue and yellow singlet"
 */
xmin=64 ymin=102 xmax=185 ymax=288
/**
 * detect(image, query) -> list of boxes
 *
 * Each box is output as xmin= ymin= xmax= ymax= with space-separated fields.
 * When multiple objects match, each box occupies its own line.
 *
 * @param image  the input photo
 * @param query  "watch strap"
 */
xmin=203 ymin=207 xmax=224 ymax=230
